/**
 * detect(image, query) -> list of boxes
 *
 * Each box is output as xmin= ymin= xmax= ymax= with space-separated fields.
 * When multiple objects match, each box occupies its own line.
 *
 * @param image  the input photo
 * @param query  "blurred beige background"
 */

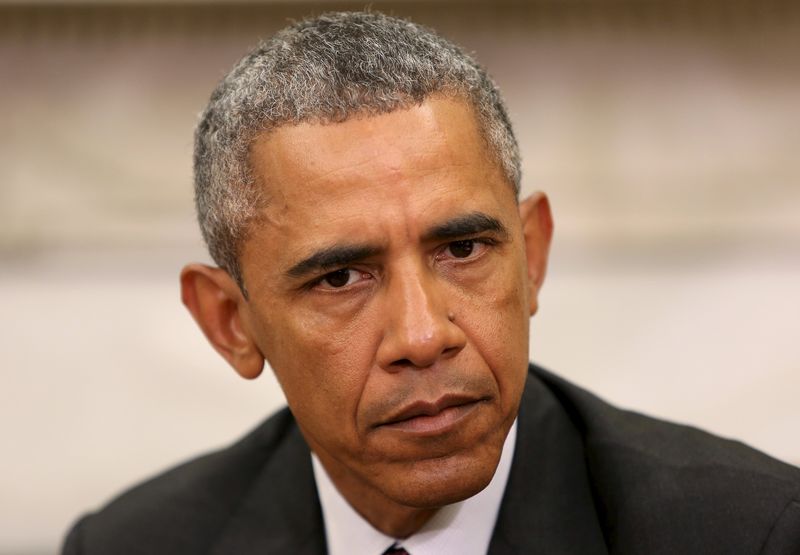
xmin=1 ymin=1 xmax=799 ymax=553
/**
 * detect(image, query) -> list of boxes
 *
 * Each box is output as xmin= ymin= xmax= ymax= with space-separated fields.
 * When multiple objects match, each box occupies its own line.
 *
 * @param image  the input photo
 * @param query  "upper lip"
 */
xmin=378 ymin=394 xmax=482 ymax=427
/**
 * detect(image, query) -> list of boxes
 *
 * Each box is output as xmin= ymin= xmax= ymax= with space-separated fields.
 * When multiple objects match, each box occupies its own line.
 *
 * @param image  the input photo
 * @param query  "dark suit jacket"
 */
xmin=63 ymin=365 xmax=800 ymax=554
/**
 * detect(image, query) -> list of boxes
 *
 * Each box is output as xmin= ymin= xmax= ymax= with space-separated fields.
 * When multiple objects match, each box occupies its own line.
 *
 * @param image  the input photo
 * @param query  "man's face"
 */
xmin=238 ymin=97 xmax=544 ymax=511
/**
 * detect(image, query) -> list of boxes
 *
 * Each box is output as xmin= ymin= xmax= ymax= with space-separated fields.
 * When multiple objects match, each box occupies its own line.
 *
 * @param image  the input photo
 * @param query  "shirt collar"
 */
xmin=312 ymin=420 xmax=518 ymax=555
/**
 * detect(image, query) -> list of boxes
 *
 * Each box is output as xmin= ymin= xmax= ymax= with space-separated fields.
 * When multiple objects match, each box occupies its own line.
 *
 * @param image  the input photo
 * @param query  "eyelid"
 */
xmin=460 ymin=235 xmax=499 ymax=246
xmin=307 ymin=267 xmax=371 ymax=292
xmin=465 ymin=236 xmax=499 ymax=246
xmin=436 ymin=236 xmax=499 ymax=260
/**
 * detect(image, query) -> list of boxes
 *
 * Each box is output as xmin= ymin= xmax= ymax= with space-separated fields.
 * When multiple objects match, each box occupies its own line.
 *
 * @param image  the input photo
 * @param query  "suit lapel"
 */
xmin=488 ymin=369 xmax=609 ymax=554
xmin=210 ymin=422 xmax=326 ymax=555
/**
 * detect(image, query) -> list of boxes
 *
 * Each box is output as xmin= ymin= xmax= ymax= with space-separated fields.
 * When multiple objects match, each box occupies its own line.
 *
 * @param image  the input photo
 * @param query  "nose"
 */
xmin=376 ymin=263 xmax=466 ymax=370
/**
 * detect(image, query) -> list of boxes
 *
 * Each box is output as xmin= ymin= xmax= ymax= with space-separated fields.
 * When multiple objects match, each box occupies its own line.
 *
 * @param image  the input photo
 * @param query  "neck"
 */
xmin=360 ymin=503 xmax=437 ymax=539
xmin=313 ymin=453 xmax=439 ymax=538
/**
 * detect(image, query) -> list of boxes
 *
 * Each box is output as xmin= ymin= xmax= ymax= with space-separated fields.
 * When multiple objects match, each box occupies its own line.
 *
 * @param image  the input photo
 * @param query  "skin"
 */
xmin=180 ymin=96 xmax=553 ymax=537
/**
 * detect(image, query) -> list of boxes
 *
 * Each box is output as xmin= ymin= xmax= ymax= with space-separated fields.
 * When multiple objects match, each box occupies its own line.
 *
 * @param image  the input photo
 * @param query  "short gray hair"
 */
xmin=194 ymin=11 xmax=521 ymax=290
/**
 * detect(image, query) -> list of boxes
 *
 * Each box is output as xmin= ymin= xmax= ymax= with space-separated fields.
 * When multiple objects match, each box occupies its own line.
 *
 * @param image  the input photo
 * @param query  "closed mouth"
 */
xmin=376 ymin=394 xmax=486 ymax=434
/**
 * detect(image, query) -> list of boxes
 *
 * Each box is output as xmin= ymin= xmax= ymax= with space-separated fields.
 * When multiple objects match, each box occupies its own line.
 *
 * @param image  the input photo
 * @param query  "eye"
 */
xmin=446 ymin=239 xmax=477 ymax=258
xmin=317 ymin=268 xmax=366 ymax=289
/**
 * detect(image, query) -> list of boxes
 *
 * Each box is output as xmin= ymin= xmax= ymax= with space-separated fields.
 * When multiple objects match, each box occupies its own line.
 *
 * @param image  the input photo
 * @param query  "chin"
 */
xmin=384 ymin=448 xmax=501 ymax=509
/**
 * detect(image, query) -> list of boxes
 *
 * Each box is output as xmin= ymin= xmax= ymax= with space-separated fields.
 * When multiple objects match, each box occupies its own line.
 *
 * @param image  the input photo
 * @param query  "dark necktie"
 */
xmin=382 ymin=546 xmax=409 ymax=555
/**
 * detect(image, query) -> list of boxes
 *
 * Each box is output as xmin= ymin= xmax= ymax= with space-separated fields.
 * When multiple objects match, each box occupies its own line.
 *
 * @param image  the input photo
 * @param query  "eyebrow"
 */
xmin=287 ymin=244 xmax=381 ymax=279
xmin=422 ymin=212 xmax=509 ymax=242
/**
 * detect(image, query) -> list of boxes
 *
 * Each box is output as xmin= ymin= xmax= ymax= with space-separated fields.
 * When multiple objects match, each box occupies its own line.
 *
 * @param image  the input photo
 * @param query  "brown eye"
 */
xmin=323 ymin=269 xmax=353 ymax=288
xmin=448 ymin=240 xmax=475 ymax=258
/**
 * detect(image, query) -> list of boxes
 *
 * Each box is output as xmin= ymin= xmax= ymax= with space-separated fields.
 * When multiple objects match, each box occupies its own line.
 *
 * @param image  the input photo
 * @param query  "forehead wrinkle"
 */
xmin=276 ymin=104 xmax=457 ymax=180
xmin=303 ymin=155 xmax=403 ymax=191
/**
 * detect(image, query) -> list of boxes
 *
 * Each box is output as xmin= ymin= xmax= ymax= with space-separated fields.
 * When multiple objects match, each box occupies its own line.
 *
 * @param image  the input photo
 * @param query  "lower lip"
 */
xmin=381 ymin=401 xmax=481 ymax=435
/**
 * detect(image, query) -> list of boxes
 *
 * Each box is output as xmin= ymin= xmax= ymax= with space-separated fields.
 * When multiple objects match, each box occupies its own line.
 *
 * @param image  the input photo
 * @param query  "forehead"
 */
xmin=253 ymin=98 xmax=499 ymax=183
xmin=242 ymin=98 xmax=516 ymax=275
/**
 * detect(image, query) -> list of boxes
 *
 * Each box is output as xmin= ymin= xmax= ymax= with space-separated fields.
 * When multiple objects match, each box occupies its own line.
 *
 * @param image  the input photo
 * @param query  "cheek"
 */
xmin=256 ymin=303 xmax=381 ymax=434
xmin=459 ymin=256 xmax=531 ymax=393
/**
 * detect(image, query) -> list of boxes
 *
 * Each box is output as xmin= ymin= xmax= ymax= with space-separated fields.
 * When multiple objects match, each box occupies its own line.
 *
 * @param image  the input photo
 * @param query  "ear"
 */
xmin=179 ymin=263 xmax=264 ymax=379
xmin=519 ymin=192 xmax=554 ymax=316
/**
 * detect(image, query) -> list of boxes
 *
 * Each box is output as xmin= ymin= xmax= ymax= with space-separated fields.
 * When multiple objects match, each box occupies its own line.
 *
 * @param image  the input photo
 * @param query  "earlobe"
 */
xmin=519 ymin=192 xmax=554 ymax=316
xmin=180 ymin=264 xmax=265 ymax=379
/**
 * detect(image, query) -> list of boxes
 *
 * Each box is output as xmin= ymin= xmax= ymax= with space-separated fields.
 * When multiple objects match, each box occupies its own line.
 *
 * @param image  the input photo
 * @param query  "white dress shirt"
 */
xmin=312 ymin=420 xmax=517 ymax=555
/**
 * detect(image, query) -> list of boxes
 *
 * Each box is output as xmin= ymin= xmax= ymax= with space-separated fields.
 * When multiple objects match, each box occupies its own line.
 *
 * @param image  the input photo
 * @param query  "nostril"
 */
xmin=442 ymin=346 xmax=460 ymax=357
xmin=391 ymin=358 xmax=413 ymax=368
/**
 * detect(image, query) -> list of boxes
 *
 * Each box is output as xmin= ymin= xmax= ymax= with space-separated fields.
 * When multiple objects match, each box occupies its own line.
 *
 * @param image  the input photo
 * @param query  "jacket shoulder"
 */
xmin=63 ymin=407 xmax=298 ymax=555
xmin=532 ymin=365 xmax=800 ymax=554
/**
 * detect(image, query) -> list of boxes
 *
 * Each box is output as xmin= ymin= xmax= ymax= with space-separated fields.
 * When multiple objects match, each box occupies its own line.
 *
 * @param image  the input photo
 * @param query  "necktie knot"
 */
xmin=382 ymin=545 xmax=409 ymax=555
